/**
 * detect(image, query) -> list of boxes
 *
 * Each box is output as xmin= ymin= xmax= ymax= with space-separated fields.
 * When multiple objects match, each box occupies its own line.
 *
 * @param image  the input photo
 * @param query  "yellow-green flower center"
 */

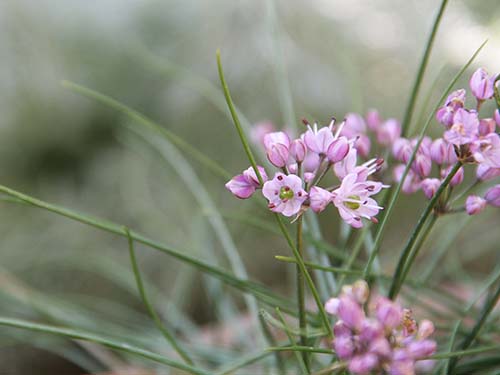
xmin=279 ymin=186 xmax=294 ymax=200
xmin=344 ymin=195 xmax=361 ymax=210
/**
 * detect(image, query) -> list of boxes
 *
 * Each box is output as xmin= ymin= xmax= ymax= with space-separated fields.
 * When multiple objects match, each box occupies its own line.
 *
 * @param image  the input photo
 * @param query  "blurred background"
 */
xmin=0 ymin=0 xmax=500 ymax=373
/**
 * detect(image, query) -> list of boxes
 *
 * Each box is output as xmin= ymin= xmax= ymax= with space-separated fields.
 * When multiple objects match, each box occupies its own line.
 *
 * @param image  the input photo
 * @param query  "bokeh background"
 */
xmin=1 ymin=0 xmax=500 ymax=373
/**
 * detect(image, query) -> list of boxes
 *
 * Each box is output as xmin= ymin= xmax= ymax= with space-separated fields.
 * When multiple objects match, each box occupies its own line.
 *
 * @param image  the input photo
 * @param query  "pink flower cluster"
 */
xmin=325 ymin=280 xmax=436 ymax=375
xmin=226 ymin=118 xmax=388 ymax=227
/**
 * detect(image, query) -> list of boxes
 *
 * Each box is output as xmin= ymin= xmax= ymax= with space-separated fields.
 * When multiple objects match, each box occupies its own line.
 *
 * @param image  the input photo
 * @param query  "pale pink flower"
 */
xmin=225 ymin=166 xmax=268 ymax=199
xmin=262 ymin=173 xmax=307 ymax=216
xmin=309 ymin=186 xmax=333 ymax=213
xmin=444 ymin=108 xmax=479 ymax=146
xmin=465 ymin=195 xmax=486 ymax=215
xmin=469 ymin=68 xmax=496 ymax=101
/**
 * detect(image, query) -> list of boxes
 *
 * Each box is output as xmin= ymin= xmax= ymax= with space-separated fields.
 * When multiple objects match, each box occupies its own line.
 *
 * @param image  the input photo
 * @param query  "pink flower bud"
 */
xmin=338 ymin=295 xmax=365 ymax=330
xmin=407 ymin=340 xmax=437 ymax=358
xmin=263 ymin=131 xmax=290 ymax=149
xmin=392 ymin=138 xmax=413 ymax=163
xmin=225 ymin=174 xmax=257 ymax=199
xmin=366 ymin=109 xmax=382 ymax=131
xmin=412 ymin=153 xmax=432 ymax=178
xmin=309 ymin=186 xmax=332 ymax=213
xmin=266 ymin=143 xmax=289 ymax=167
xmin=334 ymin=335 xmax=355 ymax=360
xmin=327 ymin=136 xmax=350 ymax=163
xmin=376 ymin=297 xmax=403 ymax=330
xmin=376 ymin=118 xmax=401 ymax=146
xmin=441 ymin=165 xmax=464 ymax=187
xmin=303 ymin=152 xmax=321 ymax=173
xmin=324 ymin=297 xmax=340 ymax=315
xmin=354 ymin=134 xmax=371 ymax=158
xmin=352 ymin=280 xmax=370 ymax=304
xmin=348 ymin=353 xmax=378 ymax=374
xmin=289 ymin=139 xmax=306 ymax=162
xmin=393 ymin=165 xmax=421 ymax=194
xmin=469 ymin=68 xmax=495 ymax=101
xmin=430 ymin=138 xmax=447 ymax=164
xmin=477 ymin=164 xmax=500 ymax=181
xmin=359 ymin=319 xmax=383 ymax=342
xmin=421 ymin=178 xmax=441 ymax=199
xmin=495 ymin=109 xmax=500 ymax=126
xmin=465 ymin=195 xmax=487 ymax=215
xmin=333 ymin=320 xmax=351 ymax=337
xmin=250 ymin=121 xmax=275 ymax=146
xmin=446 ymin=89 xmax=466 ymax=110
xmin=485 ymin=185 xmax=500 ymax=206
xmin=436 ymin=106 xmax=454 ymax=127
xmin=243 ymin=166 xmax=268 ymax=185
xmin=369 ymin=337 xmax=392 ymax=359
xmin=479 ymin=118 xmax=496 ymax=136
xmin=418 ymin=320 xmax=435 ymax=339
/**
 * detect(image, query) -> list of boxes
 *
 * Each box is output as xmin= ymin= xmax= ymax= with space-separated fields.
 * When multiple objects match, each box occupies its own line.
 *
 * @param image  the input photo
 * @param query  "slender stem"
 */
xmin=257 ymin=315 xmax=286 ymax=375
xmin=447 ymin=282 xmax=500 ymax=373
xmin=125 ymin=228 xmax=194 ymax=365
xmin=363 ymin=40 xmax=487 ymax=279
xmin=275 ymin=308 xmax=308 ymax=375
xmin=295 ymin=216 xmax=308 ymax=371
xmin=400 ymin=0 xmax=448 ymax=136
xmin=267 ymin=346 xmax=335 ymax=355
xmin=388 ymin=161 xmax=462 ymax=299
xmin=0 ymin=317 xmax=210 ymax=375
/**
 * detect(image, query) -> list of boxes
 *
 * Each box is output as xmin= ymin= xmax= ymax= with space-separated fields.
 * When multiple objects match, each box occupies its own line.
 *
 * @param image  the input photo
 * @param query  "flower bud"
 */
xmin=418 ymin=319 xmax=435 ymax=339
xmin=263 ymin=131 xmax=290 ymax=149
xmin=369 ymin=337 xmax=392 ymax=359
xmin=421 ymin=178 xmax=441 ymax=199
xmin=334 ymin=335 xmax=355 ymax=360
xmin=324 ymin=297 xmax=340 ymax=315
xmin=289 ymin=138 xmax=306 ymax=162
xmin=430 ymin=138 xmax=447 ymax=164
xmin=376 ymin=297 xmax=403 ymax=329
xmin=354 ymin=134 xmax=371 ymax=158
xmin=333 ymin=320 xmax=351 ymax=337
xmin=348 ymin=353 xmax=378 ymax=374
xmin=377 ymin=118 xmax=401 ymax=146
xmin=469 ymin=68 xmax=495 ymax=100
xmin=441 ymin=166 xmax=464 ymax=187
xmin=392 ymin=138 xmax=413 ymax=163
xmin=243 ymin=166 xmax=268 ymax=185
xmin=495 ymin=109 xmax=500 ymax=126
xmin=436 ymin=106 xmax=454 ymax=127
xmin=366 ymin=109 xmax=382 ymax=131
xmin=352 ymin=280 xmax=370 ymax=304
xmin=266 ymin=143 xmax=289 ymax=168
xmin=477 ymin=165 xmax=500 ymax=181
xmin=412 ymin=153 xmax=432 ymax=178
xmin=250 ymin=121 xmax=275 ymax=146
xmin=309 ymin=186 xmax=332 ymax=213
xmin=485 ymin=185 xmax=500 ymax=207
xmin=407 ymin=340 xmax=437 ymax=359
xmin=327 ymin=136 xmax=350 ymax=163
xmin=465 ymin=195 xmax=487 ymax=215
xmin=338 ymin=295 xmax=364 ymax=330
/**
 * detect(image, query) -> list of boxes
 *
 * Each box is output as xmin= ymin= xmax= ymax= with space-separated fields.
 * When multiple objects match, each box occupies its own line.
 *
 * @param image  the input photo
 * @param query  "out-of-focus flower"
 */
xmin=421 ymin=178 xmax=441 ymax=199
xmin=484 ymin=185 xmax=500 ymax=207
xmin=465 ymin=195 xmax=486 ymax=215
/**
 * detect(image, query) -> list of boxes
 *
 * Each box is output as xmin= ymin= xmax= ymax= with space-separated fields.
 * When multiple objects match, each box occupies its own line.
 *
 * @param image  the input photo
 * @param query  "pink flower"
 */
xmin=309 ymin=186 xmax=333 ymax=213
xmin=332 ymin=173 xmax=384 ymax=228
xmin=366 ymin=109 xmax=382 ymax=131
xmin=375 ymin=297 xmax=403 ymax=330
xmin=225 ymin=166 xmax=268 ymax=199
xmin=303 ymin=120 xmax=335 ymax=155
xmin=393 ymin=164 xmax=421 ymax=194
xmin=477 ymin=164 xmax=500 ymax=181
xmin=469 ymin=68 xmax=496 ymax=101
xmin=289 ymin=139 xmax=307 ymax=162
xmin=440 ymin=165 xmax=464 ymax=187
xmin=392 ymin=138 xmax=413 ymax=163
xmin=264 ymin=131 xmax=291 ymax=168
xmin=376 ymin=118 xmax=401 ymax=146
xmin=465 ymin=195 xmax=486 ymax=215
xmin=327 ymin=136 xmax=350 ymax=163
xmin=262 ymin=173 xmax=307 ymax=216
xmin=341 ymin=113 xmax=371 ymax=157
xmin=472 ymin=133 xmax=500 ymax=168
xmin=495 ymin=109 xmax=500 ymax=126
xmin=478 ymin=118 xmax=496 ymax=136
xmin=421 ymin=178 xmax=441 ymax=199
xmin=484 ymin=185 xmax=500 ymax=207
xmin=444 ymin=108 xmax=479 ymax=146
xmin=436 ymin=89 xmax=466 ymax=127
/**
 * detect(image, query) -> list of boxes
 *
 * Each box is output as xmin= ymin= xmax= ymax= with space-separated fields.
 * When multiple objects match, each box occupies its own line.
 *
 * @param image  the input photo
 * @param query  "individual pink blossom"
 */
xmin=469 ymin=68 xmax=496 ymax=101
xmin=484 ymin=185 xmax=500 ymax=207
xmin=366 ymin=109 xmax=382 ymax=131
xmin=436 ymin=89 xmax=466 ymax=127
xmin=264 ymin=131 xmax=291 ymax=168
xmin=332 ymin=173 xmax=384 ymax=228
xmin=375 ymin=297 xmax=403 ymax=330
xmin=465 ymin=195 xmax=486 ymax=215
xmin=262 ymin=173 xmax=307 ymax=216
xmin=327 ymin=136 xmax=350 ymax=163
xmin=421 ymin=178 xmax=441 ymax=199
xmin=412 ymin=149 xmax=432 ymax=178
xmin=393 ymin=164 xmax=421 ymax=194
xmin=303 ymin=120 xmax=335 ymax=155
xmin=334 ymin=148 xmax=358 ymax=179
xmin=309 ymin=186 xmax=332 ymax=213
xmin=342 ymin=113 xmax=371 ymax=157
xmin=376 ymin=118 xmax=401 ymax=146
xmin=440 ymin=165 xmax=464 ymax=187
xmin=289 ymin=138 xmax=307 ymax=163
xmin=430 ymin=138 xmax=447 ymax=165
xmin=444 ymin=108 xmax=479 ymax=146
xmin=392 ymin=138 xmax=413 ymax=163
xmin=225 ymin=166 xmax=268 ymax=199
xmin=477 ymin=164 xmax=500 ymax=181
xmin=472 ymin=133 xmax=500 ymax=168
xmin=478 ymin=118 xmax=496 ymax=136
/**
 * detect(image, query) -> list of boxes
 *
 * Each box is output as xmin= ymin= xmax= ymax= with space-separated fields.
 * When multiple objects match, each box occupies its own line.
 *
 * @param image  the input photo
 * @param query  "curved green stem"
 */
xmin=125 ymin=228 xmax=193 ymax=365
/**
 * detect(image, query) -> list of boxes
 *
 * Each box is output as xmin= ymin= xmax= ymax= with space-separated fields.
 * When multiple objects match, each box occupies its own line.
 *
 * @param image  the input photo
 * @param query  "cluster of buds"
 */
xmin=325 ymin=280 xmax=436 ymax=375
xmin=226 ymin=117 xmax=388 ymax=227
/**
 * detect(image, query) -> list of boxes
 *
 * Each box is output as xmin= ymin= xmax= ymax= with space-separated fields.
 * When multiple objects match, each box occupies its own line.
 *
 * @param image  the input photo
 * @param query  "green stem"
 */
xmin=0 ymin=317 xmax=210 ymax=375
xmin=400 ymin=0 xmax=448 ymax=136
xmin=267 ymin=346 xmax=335 ymax=355
xmin=388 ymin=161 xmax=462 ymax=299
xmin=296 ymin=216 xmax=309 ymax=371
xmin=125 ymin=228 xmax=193 ymax=365
xmin=275 ymin=308 xmax=308 ymax=375
xmin=363 ymin=40 xmax=487 ymax=279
